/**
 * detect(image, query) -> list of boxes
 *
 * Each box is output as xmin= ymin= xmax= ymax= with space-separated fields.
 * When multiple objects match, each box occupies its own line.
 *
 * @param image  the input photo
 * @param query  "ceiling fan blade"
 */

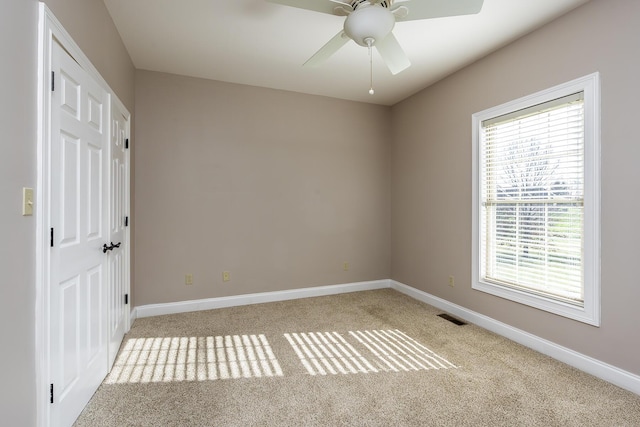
xmin=375 ymin=33 xmax=411 ymax=75
xmin=393 ymin=0 xmax=484 ymax=22
xmin=303 ymin=31 xmax=350 ymax=67
xmin=265 ymin=0 xmax=353 ymax=16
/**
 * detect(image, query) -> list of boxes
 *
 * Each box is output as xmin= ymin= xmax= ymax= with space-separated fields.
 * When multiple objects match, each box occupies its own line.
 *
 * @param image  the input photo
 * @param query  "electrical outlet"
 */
xmin=448 ymin=276 xmax=455 ymax=287
xmin=223 ymin=271 xmax=230 ymax=282
xmin=185 ymin=274 xmax=193 ymax=285
xmin=343 ymin=262 xmax=349 ymax=271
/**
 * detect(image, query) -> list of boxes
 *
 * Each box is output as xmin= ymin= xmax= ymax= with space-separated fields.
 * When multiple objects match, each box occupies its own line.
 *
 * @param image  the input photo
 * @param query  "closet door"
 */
xmin=49 ymin=40 xmax=109 ymax=427
xmin=108 ymin=102 xmax=129 ymax=369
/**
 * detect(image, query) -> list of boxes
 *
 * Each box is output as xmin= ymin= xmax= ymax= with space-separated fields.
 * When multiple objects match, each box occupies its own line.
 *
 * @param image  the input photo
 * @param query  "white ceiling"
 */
xmin=103 ymin=0 xmax=590 ymax=106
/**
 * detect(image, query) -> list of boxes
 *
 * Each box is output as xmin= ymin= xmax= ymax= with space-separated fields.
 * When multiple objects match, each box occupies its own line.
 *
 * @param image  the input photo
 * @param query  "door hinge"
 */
xmin=125 ymin=216 xmax=129 ymax=227
xmin=125 ymin=138 xmax=129 ymax=149
xmin=51 ymin=71 xmax=55 ymax=92
xmin=50 ymin=383 xmax=54 ymax=404
xmin=50 ymin=228 xmax=54 ymax=248
xmin=125 ymin=294 xmax=129 ymax=305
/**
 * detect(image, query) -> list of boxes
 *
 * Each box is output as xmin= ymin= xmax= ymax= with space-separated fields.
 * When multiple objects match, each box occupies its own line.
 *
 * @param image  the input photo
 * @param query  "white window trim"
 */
xmin=471 ymin=73 xmax=601 ymax=326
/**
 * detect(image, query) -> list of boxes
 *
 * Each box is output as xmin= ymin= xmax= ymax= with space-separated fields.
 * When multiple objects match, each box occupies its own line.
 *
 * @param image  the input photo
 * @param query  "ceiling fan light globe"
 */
xmin=344 ymin=4 xmax=395 ymax=47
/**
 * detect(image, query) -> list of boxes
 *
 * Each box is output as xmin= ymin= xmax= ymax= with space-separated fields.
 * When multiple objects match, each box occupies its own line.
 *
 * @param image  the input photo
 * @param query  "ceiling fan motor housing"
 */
xmin=344 ymin=3 xmax=396 ymax=47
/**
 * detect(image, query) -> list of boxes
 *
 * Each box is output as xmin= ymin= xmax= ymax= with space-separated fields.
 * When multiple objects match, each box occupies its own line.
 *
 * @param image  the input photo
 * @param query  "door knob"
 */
xmin=102 ymin=242 xmax=122 ymax=253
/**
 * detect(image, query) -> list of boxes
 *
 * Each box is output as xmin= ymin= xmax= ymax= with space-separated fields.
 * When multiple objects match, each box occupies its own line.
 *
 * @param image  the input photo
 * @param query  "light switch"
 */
xmin=22 ymin=188 xmax=34 ymax=216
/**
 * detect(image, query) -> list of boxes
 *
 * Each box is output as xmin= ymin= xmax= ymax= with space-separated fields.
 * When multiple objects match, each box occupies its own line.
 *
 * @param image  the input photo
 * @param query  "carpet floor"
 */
xmin=74 ymin=289 xmax=640 ymax=426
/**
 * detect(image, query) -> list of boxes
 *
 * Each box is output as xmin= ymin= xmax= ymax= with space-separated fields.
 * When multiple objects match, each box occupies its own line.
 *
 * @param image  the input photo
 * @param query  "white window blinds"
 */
xmin=480 ymin=93 xmax=585 ymax=304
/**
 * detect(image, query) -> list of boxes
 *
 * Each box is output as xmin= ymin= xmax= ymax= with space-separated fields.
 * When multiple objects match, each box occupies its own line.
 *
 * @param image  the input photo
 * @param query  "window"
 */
xmin=472 ymin=74 xmax=600 ymax=325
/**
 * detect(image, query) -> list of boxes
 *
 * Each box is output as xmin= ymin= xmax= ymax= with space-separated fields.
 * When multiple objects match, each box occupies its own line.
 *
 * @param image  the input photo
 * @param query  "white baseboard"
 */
xmin=390 ymin=280 xmax=640 ymax=396
xmin=130 ymin=306 xmax=138 ymax=324
xmin=135 ymin=279 xmax=389 ymax=319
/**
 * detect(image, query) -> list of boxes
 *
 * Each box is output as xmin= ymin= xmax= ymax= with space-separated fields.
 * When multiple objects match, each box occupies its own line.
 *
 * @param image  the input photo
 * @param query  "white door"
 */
xmin=108 ymin=103 xmax=129 ymax=369
xmin=49 ymin=40 xmax=109 ymax=427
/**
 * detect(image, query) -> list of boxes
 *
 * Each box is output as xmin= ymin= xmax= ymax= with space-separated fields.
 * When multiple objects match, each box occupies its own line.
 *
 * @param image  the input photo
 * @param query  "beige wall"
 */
xmin=391 ymin=0 xmax=640 ymax=375
xmin=0 ymin=1 xmax=39 ymax=424
xmin=0 ymin=0 xmax=134 ymax=424
xmin=134 ymin=71 xmax=391 ymax=305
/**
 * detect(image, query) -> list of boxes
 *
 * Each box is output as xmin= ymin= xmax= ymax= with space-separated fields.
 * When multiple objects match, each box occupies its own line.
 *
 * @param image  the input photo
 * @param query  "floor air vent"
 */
xmin=437 ymin=313 xmax=466 ymax=326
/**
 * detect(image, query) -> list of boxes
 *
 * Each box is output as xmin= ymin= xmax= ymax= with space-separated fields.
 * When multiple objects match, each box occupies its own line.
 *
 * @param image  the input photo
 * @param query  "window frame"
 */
xmin=471 ymin=73 xmax=601 ymax=326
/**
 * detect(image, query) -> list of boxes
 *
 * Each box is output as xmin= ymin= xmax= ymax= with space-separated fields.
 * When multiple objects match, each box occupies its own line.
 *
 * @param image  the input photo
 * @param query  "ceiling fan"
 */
xmin=266 ymin=0 xmax=485 ymax=78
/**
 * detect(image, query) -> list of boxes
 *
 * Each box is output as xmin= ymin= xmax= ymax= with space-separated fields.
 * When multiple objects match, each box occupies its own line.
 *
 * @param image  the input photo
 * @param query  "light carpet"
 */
xmin=74 ymin=289 xmax=640 ymax=426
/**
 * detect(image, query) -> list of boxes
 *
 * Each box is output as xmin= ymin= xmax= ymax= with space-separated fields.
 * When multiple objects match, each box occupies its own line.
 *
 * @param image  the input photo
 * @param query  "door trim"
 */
xmin=36 ymin=4 xmax=131 ymax=426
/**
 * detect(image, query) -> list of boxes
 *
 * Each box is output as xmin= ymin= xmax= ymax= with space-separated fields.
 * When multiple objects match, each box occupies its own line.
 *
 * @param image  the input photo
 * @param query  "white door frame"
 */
xmin=36 ymin=4 xmax=131 ymax=426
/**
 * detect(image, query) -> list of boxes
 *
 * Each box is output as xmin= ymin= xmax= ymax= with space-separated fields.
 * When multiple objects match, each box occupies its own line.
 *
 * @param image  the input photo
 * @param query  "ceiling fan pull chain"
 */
xmin=367 ymin=38 xmax=375 ymax=95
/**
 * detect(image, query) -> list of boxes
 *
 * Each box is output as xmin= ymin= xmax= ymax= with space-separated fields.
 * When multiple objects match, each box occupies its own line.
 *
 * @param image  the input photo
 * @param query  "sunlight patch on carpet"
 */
xmin=286 ymin=329 xmax=457 ymax=376
xmin=349 ymin=329 xmax=458 ymax=371
xmin=284 ymin=331 xmax=379 ymax=375
xmin=105 ymin=334 xmax=283 ymax=384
